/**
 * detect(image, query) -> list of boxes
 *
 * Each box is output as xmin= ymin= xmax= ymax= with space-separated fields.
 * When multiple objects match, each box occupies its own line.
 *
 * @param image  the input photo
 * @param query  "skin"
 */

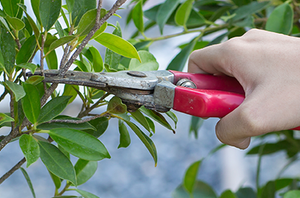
xmin=188 ymin=29 xmax=300 ymax=149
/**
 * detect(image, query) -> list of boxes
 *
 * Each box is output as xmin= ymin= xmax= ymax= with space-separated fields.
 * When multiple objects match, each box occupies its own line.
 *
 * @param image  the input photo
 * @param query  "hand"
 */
xmin=188 ymin=29 xmax=300 ymax=149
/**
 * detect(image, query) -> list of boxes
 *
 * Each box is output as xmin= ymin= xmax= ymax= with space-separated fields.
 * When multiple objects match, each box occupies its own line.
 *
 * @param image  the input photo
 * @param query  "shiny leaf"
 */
xmin=1 ymin=0 xmax=20 ymax=17
xmin=172 ymin=181 xmax=217 ymax=198
xmin=49 ymin=35 xmax=76 ymax=52
xmin=31 ymin=0 xmax=41 ymax=24
xmin=167 ymin=38 xmax=196 ymax=71
xmin=74 ymin=189 xmax=99 ymax=198
xmin=16 ymin=35 xmax=36 ymax=64
xmin=95 ymin=33 xmax=141 ymax=61
xmin=118 ymin=120 xmax=131 ymax=148
xmin=184 ymin=160 xmax=202 ymax=194
xmin=132 ymin=1 xmax=144 ymax=32
xmin=266 ymin=3 xmax=293 ymax=35
xmin=76 ymin=9 xmax=97 ymax=37
xmin=129 ymin=50 xmax=159 ymax=71
xmin=20 ymin=167 xmax=36 ymax=198
xmin=0 ymin=24 xmax=16 ymax=74
xmin=21 ymin=83 xmax=40 ymax=124
xmin=85 ymin=117 xmax=108 ymax=138
xmin=4 ymin=81 xmax=25 ymax=102
xmin=75 ymin=159 xmax=98 ymax=186
xmin=72 ymin=0 xmax=96 ymax=26
xmin=284 ymin=190 xmax=300 ymax=198
xmin=0 ymin=113 xmax=14 ymax=125
xmin=19 ymin=134 xmax=40 ymax=167
xmin=156 ymin=0 xmax=180 ymax=34
xmin=49 ymin=128 xmax=111 ymax=161
xmin=6 ymin=16 xmax=25 ymax=31
xmin=130 ymin=110 xmax=150 ymax=132
xmin=17 ymin=63 xmax=37 ymax=74
xmin=125 ymin=120 xmax=157 ymax=166
xmin=39 ymin=0 xmax=62 ymax=31
xmin=37 ymin=96 xmax=71 ymax=124
xmin=38 ymin=141 xmax=76 ymax=185
xmin=175 ymin=0 xmax=194 ymax=27
xmin=89 ymin=46 xmax=103 ymax=72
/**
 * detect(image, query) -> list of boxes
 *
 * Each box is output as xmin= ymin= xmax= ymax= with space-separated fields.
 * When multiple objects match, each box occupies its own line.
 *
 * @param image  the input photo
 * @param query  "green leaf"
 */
xmin=37 ymin=96 xmax=71 ymax=124
xmin=75 ymin=159 xmax=98 ymax=186
xmin=104 ymin=22 xmax=122 ymax=70
xmin=184 ymin=160 xmax=202 ymax=194
xmin=107 ymin=96 xmax=127 ymax=114
xmin=89 ymin=46 xmax=103 ymax=72
xmin=85 ymin=117 xmax=108 ymax=138
xmin=49 ymin=170 xmax=62 ymax=190
xmin=260 ymin=181 xmax=275 ymax=198
xmin=19 ymin=134 xmax=40 ymax=167
xmin=4 ymin=81 xmax=25 ymax=102
xmin=25 ymin=76 xmax=45 ymax=85
xmin=0 ymin=113 xmax=14 ymax=125
xmin=0 ymin=0 xmax=20 ymax=17
xmin=38 ymin=141 xmax=76 ymax=185
xmin=49 ymin=35 xmax=76 ymax=52
xmin=275 ymin=178 xmax=293 ymax=191
xmin=166 ymin=111 xmax=177 ymax=128
xmin=167 ymin=38 xmax=196 ymax=71
xmin=16 ymin=35 xmax=37 ymax=64
xmin=31 ymin=0 xmax=41 ymax=24
xmin=140 ymin=106 xmax=175 ymax=133
xmin=220 ymin=190 xmax=237 ymax=198
xmin=91 ymin=21 xmax=107 ymax=40
xmin=6 ymin=16 xmax=25 ymax=31
xmin=74 ymin=189 xmax=99 ymax=198
xmin=157 ymin=0 xmax=181 ymax=34
xmin=63 ymin=84 xmax=78 ymax=104
xmin=189 ymin=116 xmax=203 ymax=139
xmin=20 ymin=167 xmax=36 ymax=198
xmin=95 ymin=33 xmax=141 ymax=61
xmin=132 ymin=1 xmax=144 ymax=32
xmin=118 ymin=120 xmax=131 ymax=148
xmin=235 ymin=187 xmax=256 ymax=198
xmin=72 ymin=0 xmax=96 ymax=26
xmin=38 ymin=122 xmax=95 ymax=131
xmin=17 ymin=63 xmax=38 ymax=74
xmin=231 ymin=0 xmax=251 ymax=7
xmin=22 ymin=83 xmax=41 ymax=124
xmin=284 ymin=190 xmax=300 ymax=198
xmin=175 ymin=0 xmax=194 ymax=27
xmin=128 ymin=50 xmax=159 ymax=71
xmin=172 ymin=181 xmax=217 ymax=198
xmin=266 ymin=3 xmax=293 ymax=35
xmin=125 ymin=120 xmax=157 ymax=166
xmin=130 ymin=109 xmax=150 ymax=132
xmin=49 ymin=128 xmax=111 ymax=161
xmin=76 ymin=9 xmax=97 ymax=37
xmin=39 ymin=0 xmax=62 ymax=31
xmin=232 ymin=1 xmax=269 ymax=22
xmin=0 ymin=24 xmax=16 ymax=74
xmin=20 ymin=7 xmax=40 ymax=39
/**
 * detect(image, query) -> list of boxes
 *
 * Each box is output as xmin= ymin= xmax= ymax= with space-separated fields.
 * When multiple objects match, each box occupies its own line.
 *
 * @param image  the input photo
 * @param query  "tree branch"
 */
xmin=0 ymin=158 xmax=26 ymax=185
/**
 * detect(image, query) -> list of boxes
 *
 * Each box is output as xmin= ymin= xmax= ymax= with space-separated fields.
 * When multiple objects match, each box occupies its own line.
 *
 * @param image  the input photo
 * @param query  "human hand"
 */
xmin=188 ymin=29 xmax=300 ymax=149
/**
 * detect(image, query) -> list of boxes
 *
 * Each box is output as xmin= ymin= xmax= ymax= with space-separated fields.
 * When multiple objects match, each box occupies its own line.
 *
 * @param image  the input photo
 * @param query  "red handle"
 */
xmin=169 ymin=70 xmax=244 ymax=94
xmin=173 ymin=86 xmax=244 ymax=117
xmin=171 ymin=76 xmax=300 ymax=131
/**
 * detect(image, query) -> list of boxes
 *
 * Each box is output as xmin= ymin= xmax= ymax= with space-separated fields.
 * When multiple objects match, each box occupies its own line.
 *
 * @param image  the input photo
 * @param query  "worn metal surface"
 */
xmin=31 ymin=70 xmax=176 ymax=112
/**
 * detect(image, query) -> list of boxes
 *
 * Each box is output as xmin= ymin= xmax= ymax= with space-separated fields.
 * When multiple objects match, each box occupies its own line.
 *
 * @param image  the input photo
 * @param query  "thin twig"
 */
xmin=59 ymin=0 xmax=126 ymax=75
xmin=0 ymin=158 xmax=26 ymax=185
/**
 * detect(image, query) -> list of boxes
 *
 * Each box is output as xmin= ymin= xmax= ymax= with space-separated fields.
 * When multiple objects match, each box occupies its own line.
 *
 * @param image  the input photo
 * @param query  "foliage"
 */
xmin=0 ymin=0 xmax=300 ymax=197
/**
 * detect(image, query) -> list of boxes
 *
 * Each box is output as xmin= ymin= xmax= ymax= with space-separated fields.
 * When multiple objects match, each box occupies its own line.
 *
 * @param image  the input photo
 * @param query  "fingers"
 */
xmin=188 ymin=43 xmax=232 ymax=76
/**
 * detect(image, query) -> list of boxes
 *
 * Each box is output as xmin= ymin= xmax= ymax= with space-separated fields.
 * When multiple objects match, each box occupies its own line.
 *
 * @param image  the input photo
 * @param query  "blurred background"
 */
xmin=0 ymin=0 xmax=298 ymax=197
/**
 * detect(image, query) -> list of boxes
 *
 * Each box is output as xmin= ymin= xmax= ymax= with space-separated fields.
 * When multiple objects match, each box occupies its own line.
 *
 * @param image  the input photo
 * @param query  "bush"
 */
xmin=0 ymin=0 xmax=300 ymax=197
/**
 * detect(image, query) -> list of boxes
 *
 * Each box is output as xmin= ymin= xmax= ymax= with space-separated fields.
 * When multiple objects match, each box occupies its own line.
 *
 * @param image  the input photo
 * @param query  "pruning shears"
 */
xmin=32 ymin=69 xmax=300 ymax=130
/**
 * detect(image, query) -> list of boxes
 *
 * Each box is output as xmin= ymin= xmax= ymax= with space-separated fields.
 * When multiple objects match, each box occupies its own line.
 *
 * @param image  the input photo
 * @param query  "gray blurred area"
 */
xmin=0 ymin=1 xmax=296 ymax=197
